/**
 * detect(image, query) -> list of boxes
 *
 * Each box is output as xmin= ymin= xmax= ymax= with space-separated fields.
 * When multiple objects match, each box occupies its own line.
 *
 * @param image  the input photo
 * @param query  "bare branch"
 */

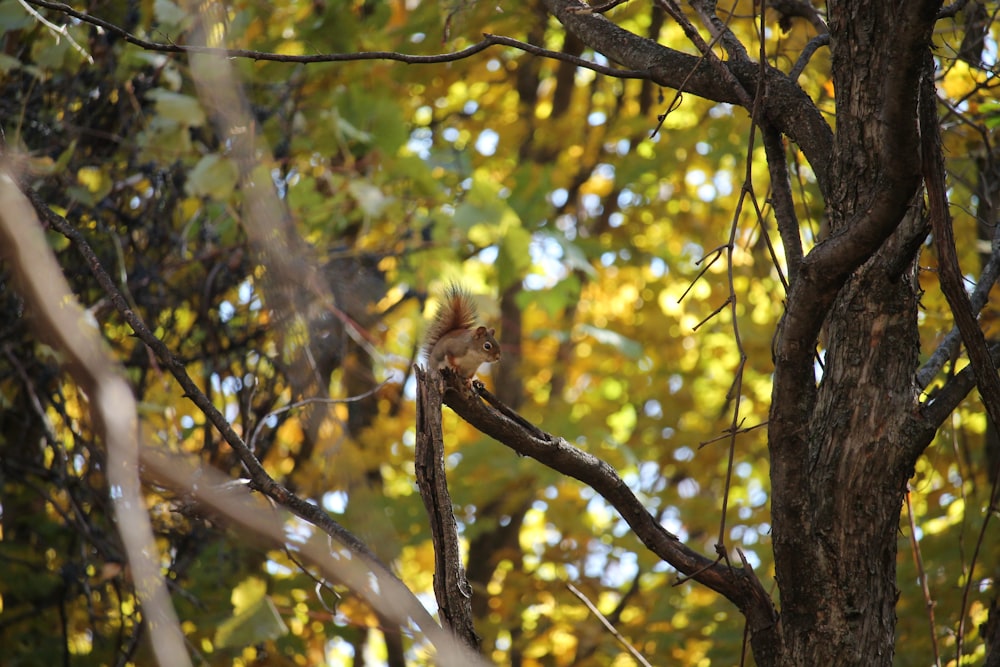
xmin=0 ymin=169 xmax=190 ymax=667
xmin=920 ymin=56 xmax=1000 ymax=438
xmin=415 ymin=370 xmax=479 ymax=649
xmin=22 ymin=0 xmax=648 ymax=79
xmin=904 ymin=489 xmax=942 ymax=667
xmin=789 ymin=33 xmax=829 ymax=80
xmin=767 ymin=0 xmax=829 ymax=34
xmin=567 ymin=583 xmax=653 ymax=667
xmin=16 ymin=0 xmax=92 ymax=63
xmin=567 ymin=0 xmax=630 ymax=14
xmin=655 ymin=0 xmax=753 ymax=107
xmin=141 ymin=448 xmax=490 ymax=666
xmin=541 ymin=0 xmax=834 ymax=195
xmin=762 ymin=123 xmax=802 ymax=283
xmin=444 ymin=378 xmax=783 ymax=650
xmin=917 ymin=216 xmax=1000 ymax=389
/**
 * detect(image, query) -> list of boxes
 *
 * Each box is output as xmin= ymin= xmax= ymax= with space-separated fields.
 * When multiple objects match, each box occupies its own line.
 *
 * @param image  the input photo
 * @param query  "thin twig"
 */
xmin=790 ymin=33 xmax=830 ymax=80
xmin=17 ymin=0 xmax=93 ymax=63
xmin=247 ymin=382 xmax=391 ymax=449
xmin=698 ymin=420 xmax=768 ymax=449
xmin=905 ymin=488 xmax=942 ymax=667
xmin=567 ymin=583 xmax=653 ymax=667
xmin=954 ymin=455 xmax=1000 ymax=664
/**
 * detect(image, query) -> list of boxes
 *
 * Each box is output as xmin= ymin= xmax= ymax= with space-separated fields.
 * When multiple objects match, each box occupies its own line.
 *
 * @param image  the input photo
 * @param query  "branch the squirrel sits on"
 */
xmin=423 ymin=285 xmax=501 ymax=379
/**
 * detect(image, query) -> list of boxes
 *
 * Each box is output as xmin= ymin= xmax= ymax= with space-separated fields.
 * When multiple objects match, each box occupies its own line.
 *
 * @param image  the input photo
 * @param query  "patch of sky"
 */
xmin=220 ymin=374 xmax=242 ymax=394
xmin=529 ymin=234 xmax=568 ymax=282
xmin=747 ymin=479 xmax=768 ymax=507
xmin=709 ymin=103 xmax=734 ymax=118
xmin=673 ymin=445 xmax=694 ymax=462
xmin=406 ymin=127 xmax=433 ymax=159
xmin=677 ymin=477 xmax=700 ymax=498
xmin=714 ymin=170 xmax=733 ymax=197
xmin=475 ymin=129 xmax=498 ymax=156
xmin=682 ymin=241 xmax=705 ymax=262
xmin=581 ymin=192 xmax=603 ymax=216
xmin=324 ymin=490 xmax=348 ymax=513
xmin=478 ymin=245 xmax=498 ymax=265
xmin=985 ymin=34 xmax=998 ymax=67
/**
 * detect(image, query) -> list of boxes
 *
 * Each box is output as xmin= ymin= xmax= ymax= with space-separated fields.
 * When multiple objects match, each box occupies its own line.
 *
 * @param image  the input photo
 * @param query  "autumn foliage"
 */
xmin=1 ymin=1 xmax=999 ymax=666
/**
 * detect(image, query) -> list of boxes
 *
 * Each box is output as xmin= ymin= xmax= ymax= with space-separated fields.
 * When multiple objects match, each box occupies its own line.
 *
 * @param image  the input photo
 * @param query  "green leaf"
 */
xmin=577 ymin=323 xmax=643 ymax=359
xmin=146 ymin=88 xmax=207 ymax=128
xmin=187 ymin=154 xmax=239 ymax=200
xmin=0 ymin=0 xmax=33 ymax=31
xmin=526 ymin=276 xmax=582 ymax=317
xmin=213 ymin=577 xmax=289 ymax=649
xmin=497 ymin=224 xmax=532 ymax=290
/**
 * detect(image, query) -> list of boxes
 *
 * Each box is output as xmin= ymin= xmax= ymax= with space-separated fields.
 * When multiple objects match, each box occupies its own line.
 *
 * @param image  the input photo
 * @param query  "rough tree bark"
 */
xmin=539 ymin=0 xmax=950 ymax=665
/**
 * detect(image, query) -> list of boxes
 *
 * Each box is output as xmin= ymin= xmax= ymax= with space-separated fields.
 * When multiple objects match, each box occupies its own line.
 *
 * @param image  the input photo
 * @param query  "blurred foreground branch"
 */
xmin=23 ymin=181 xmax=485 ymax=665
xmin=0 ymin=168 xmax=192 ymax=667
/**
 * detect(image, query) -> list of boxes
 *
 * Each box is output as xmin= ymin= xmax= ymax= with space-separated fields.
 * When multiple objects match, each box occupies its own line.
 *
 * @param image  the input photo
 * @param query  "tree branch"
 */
xmin=26 ymin=189 xmax=466 ymax=655
xmin=767 ymin=0 xmax=829 ymax=34
xmin=541 ymin=0 xmax=833 ymax=195
xmin=770 ymin=2 xmax=940 ymax=444
xmin=789 ymin=33 xmax=829 ymax=81
xmin=23 ymin=0 xmax=649 ymax=79
xmin=140 ymin=448 xmax=489 ymax=667
xmin=917 ymin=214 xmax=1000 ymax=389
xmin=415 ymin=370 xmax=479 ymax=649
xmin=0 ymin=170 xmax=191 ymax=667
xmin=918 ymin=342 xmax=1000 ymax=437
xmin=762 ymin=123 xmax=802 ymax=284
xmin=443 ymin=378 xmax=783 ymax=656
xmin=920 ymin=54 xmax=1000 ymax=433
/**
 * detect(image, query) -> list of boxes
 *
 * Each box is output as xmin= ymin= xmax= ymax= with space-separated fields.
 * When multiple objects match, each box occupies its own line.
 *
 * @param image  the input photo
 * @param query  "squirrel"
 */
xmin=423 ymin=285 xmax=501 ymax=379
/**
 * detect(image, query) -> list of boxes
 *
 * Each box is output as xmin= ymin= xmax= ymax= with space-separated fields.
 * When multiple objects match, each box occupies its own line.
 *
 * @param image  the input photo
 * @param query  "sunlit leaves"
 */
xmin=215 ymin=577 xmax=290 ymax=649
xmin=4 ymin=0 xmax=1000 ymax=665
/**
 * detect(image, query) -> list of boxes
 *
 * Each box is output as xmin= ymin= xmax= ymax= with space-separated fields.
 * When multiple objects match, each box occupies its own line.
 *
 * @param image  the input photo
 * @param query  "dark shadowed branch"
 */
xmin=0 ymin=169 xmax=191 ymax=667
xmin=919 ymin=56 xmax=1000 ymax=439
xmin=24 ymin=0 xmax=649 ymax=79
xmin=24 ymin=187 xmax=479 ymax=662
xmin=442 ymin=376 xmax=784 ymax=662
xmin=414 ymin=369 xmax=480 ymax=650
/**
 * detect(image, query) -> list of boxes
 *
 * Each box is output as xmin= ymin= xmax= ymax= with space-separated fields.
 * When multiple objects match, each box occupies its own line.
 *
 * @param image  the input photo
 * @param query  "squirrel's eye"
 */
xmin=484 ymin=342 xmax=493 ymax=350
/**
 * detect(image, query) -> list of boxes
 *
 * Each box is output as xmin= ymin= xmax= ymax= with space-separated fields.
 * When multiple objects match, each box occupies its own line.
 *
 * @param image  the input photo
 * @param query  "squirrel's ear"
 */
xmin=487 ymin=328 xmax=496 ymax=335
xmin=475 ymin=326 xmax=488 ymax=335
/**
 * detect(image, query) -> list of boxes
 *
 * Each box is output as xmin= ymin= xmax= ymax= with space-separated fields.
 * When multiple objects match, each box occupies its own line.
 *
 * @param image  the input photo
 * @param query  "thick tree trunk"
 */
xmin=544 ymin=0 xmax=942 ymax=663
xmin=774 ymin=236 xmax=922 ymax=665
xmin=768 ymin=1 xmax=939 ymax=664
